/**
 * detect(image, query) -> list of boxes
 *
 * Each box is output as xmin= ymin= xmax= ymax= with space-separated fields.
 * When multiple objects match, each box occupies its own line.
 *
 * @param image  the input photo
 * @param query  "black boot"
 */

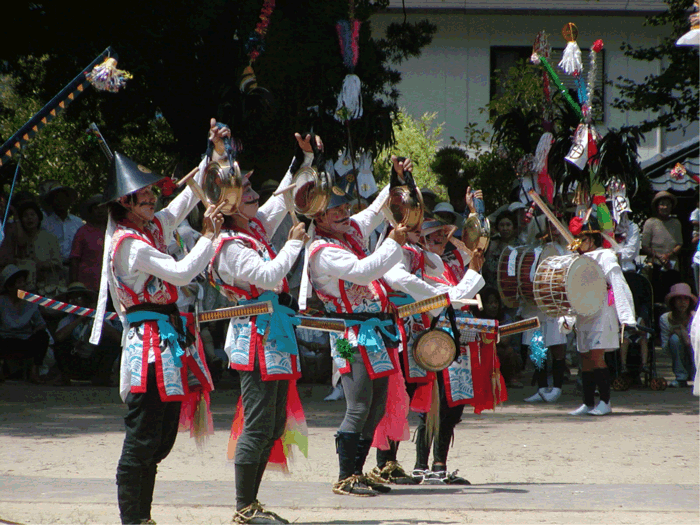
xmin=116 ymin=469 xmax=143 ymax=525
xmin=332 ymin=432 xmax=377 ymax=497
xmin=235 ymin=463 xmax=260 ymax=511
xmin=139 ymin=463 xmax=157 ymax=523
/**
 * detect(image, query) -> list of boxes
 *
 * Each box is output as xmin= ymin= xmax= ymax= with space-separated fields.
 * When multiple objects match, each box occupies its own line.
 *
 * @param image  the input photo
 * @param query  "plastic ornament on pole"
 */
xmin=86 ymin=57 xmax=132 ymax=93
xmin=558 ymin=23 xmax=582 ymax=76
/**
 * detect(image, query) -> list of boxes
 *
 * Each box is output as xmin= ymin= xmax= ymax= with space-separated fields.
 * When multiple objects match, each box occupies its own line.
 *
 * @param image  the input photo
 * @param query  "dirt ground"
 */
xmin=0 ymin=358 xmax=698 ymax=525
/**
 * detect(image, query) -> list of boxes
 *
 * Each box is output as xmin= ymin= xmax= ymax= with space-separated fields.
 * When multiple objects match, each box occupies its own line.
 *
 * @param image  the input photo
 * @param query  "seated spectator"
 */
xmin=69 ymin=195 xmax=107 ymax=293
xmin=641 ymin=191 xmax=683 ymax=307
xmin=0 ymin=265 xmax=50 ymax=383
xmin=476 ymin=286 xmax=523 ymax=388
xmin=659 ymin=283 xmax=696 ymax=388
xmin=53 ymin=282 xmax=122 ymax=386
xmin=40 ymin=181 xmax=84 ymax=266
xmin=0 ymin=200 xmax=63 ymax=294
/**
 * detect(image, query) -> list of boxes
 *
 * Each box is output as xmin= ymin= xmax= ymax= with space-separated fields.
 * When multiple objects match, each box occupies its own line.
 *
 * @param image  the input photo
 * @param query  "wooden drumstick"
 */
xmin=176 ymin=166 xmax=209 ymax=205
xmin=446 ymin=225 xmax=473 ymax=257
xmin=273 ymin=183 xmax=300 ymax=226
xmin=527 ymin=190 xmax=575 ymax=245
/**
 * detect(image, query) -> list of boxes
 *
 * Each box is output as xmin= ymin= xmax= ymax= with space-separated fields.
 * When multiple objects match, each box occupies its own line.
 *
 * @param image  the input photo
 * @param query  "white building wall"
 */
xmin=370 ymin=11 xmax=698 ymax=161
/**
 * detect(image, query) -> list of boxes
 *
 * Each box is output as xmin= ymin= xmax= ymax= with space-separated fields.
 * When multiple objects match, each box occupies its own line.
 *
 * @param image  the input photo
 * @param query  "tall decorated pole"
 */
xmin=335 ymin=0 xmax=364 ymax=206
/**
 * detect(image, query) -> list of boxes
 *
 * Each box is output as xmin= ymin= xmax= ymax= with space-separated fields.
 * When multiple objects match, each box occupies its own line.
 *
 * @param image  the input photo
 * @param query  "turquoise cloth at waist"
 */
xmin=125 ymin=311 xmax=188 ymax=368
xmin=345 ymin=317 xmax=398 ymax=354
xmin=241 ymin=291 xmax=300 ymax=355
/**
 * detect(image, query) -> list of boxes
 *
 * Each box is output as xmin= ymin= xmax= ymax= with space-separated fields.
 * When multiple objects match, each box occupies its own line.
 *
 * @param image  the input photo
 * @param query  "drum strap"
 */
xmin=429 ymin=305 xmax=461 ymax=356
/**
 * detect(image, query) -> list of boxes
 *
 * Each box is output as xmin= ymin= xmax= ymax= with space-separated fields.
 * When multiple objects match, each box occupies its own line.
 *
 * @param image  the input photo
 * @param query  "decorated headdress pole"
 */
xmin=335 ymin=0 xmax=364 ymax=206
xmin=0 ymin=47 xmax=131 ymax=168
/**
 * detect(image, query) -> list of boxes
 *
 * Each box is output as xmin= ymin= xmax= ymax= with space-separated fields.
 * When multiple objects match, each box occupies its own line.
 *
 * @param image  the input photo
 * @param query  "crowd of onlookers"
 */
xmin=0 ymin=182 xmax=117 ymax=385
xmin=0 ymin=178 xmax=696 ymax=391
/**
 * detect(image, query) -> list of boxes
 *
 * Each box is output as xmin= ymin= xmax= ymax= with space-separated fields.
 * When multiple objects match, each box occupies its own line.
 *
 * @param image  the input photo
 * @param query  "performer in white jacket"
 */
xmin=373 ymin=191 xmax=485 ymax=485
xmin=90 ymin=120 xmax=224 ymax=525
xmin=563 ymin=215 xmax=636 ymax=416
xmin=207 ymin=125 xmax=310 ymax=525
xmin=304 ymin=154 xmax=409 ymax=497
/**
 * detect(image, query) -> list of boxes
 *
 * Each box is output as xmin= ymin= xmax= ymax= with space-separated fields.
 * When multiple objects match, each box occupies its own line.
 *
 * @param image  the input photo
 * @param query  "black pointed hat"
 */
xmin=328 ymin=169 xmax=358 ymax=209
xmin=103 ymin=151 xmax=165 ymax=203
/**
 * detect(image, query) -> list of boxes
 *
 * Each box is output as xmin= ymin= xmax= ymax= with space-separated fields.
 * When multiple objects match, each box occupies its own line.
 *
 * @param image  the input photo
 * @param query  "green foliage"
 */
xmin=0 ymin=55 xmax=178 ymax=208
xmin=611 ymin=0 xmax=699 ymax=133
xmin=372 ymin=109 xmax=445 ymax=199
xmin=1 ymin=0 xmax=436 ymax=198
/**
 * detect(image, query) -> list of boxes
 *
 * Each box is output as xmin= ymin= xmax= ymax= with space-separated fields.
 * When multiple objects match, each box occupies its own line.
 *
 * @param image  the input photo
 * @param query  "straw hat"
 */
xmin=55 ymin=282 xmax=98 ymax=304
xmin=664 ymin=283 xmax=697 ymax=308
xmin=651 ymin=190 xmax=677 ymax=210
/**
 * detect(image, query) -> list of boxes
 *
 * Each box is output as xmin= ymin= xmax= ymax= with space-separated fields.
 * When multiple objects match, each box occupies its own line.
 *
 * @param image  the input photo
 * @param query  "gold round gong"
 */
xmin=202 ymin=159 xmax=243 ymax=214
xmin=413 ymin=329 xmax=456 ymax=372
xmin=292 ymin=166 xmax=332 ymax=217
xmin=389 ymin=186 xmax=424 ymax=229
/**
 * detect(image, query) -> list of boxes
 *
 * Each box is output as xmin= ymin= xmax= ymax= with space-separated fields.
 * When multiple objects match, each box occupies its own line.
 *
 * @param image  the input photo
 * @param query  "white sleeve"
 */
xmin=157 ymin=157 xmax=207 ymax=239
xmin=216 ymin=239 xmax=303 ymax=290
xmin=449 ymin=269 xmax=485 ymax=304
xmin=618 ymin=222 xmax=641 ymax=261
xmin=608 ymin=263 xmax=636 ymax=326
xmin=314 ymin=237 xmax=402 ymax=286
xmin=384 ymin=261 xmax=441 ymax=301
xmin=351 ymin=183 xmax=390 ymax=239
xmin=126 ymin=235 xmax=214 ymax=287
xmin=257 ymin=152 xmax=313 ymax=238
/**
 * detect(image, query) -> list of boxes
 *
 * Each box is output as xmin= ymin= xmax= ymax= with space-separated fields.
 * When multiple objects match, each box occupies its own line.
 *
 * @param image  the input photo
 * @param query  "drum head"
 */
xmin=565 ymin=256 xmax=607 ymax=317
xmin=292 ymin=166 xmax=330 ymax=216
xmin=413 ymin=329 xmax=456 ymax=372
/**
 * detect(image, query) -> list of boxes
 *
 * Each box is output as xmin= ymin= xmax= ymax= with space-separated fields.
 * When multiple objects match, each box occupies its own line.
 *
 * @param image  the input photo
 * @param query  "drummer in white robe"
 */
xmin=560 ymin=215 xmax=635 ymax=416
xmin=521 ymin=214 xmax=571 ymax=404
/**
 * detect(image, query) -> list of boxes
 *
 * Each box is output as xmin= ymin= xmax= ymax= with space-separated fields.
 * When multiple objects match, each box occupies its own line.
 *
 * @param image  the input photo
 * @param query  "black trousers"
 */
xmin=414 ymin=371 xmax=465 ymax=470
xmin=116 ymin=364 xmax=181 ymax=524
xmin=235 ymin=354 xmax=288 ymax=465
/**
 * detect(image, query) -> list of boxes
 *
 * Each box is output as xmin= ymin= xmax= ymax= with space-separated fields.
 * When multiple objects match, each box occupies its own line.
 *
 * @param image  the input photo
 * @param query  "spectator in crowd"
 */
xmin=690 ymin=206 xmax=699 ymax=294
xmin=433 ymin=202 xmax=463 ymax=229
xmin=477 ymin=286 xmax=523 ymax=388
xmin=40 ymin=181 xmax=84 ymax=265
xmin=53 ymin=282 xmax=122 ymax=386
xmin=69 ymin=195 xmax=107 ymax=293
xmin=641 ymin=190 xmax=683 ymax=306
xmin=0 ymin=264 xmax=50 ymax=383
xmin=420 ymin=188 xmax=437 ymax=213
xmin=0 ymin=200 xmax=63 ymax=294
xmin=482 ymin=210 xmax=519 ymax=288
xmin=659 ymin=283 xmax=696 ymax=388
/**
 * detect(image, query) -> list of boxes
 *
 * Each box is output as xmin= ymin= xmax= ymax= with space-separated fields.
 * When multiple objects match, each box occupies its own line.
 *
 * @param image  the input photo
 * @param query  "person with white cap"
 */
xmin=206 ymin=124 xmax=310 ymax=525
xmin=302 ymin=153 xmax=410 ymax=497
xmin=89 ymin=120 xmax=224 ymax=525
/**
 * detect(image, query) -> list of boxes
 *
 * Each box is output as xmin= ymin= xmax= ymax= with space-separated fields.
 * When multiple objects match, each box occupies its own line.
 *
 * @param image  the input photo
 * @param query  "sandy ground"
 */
xmin=0 ymin=356 xmax=698 ymax=524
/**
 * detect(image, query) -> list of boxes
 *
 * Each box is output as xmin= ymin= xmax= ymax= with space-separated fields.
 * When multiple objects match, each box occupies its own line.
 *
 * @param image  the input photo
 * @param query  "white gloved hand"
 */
xmin=558 ymin=315 xmax=576 ymax=334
